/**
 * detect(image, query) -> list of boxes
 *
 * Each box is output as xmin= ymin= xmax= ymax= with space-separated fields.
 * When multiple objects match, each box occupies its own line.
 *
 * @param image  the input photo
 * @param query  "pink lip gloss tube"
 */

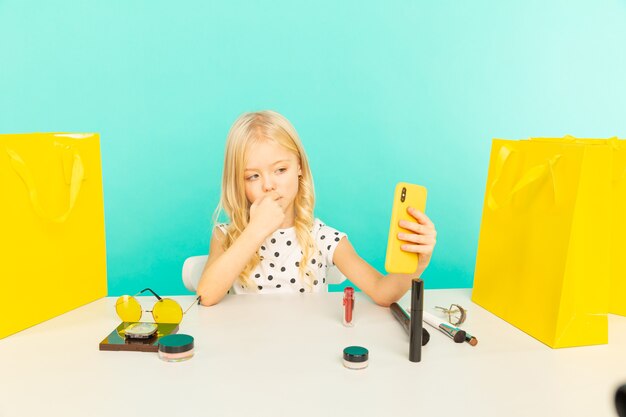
xmin=343 ymin=287 xmax=354 ymax=327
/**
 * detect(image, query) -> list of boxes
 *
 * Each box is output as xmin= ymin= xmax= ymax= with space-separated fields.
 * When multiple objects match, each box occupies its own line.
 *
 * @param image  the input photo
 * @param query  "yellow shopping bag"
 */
xmin=608 ymin=139 xmax=626 ymax=316
xmin=0 ymin=133 xmax=107 ymax=339
xmin=530 ymin=136 xmax=626 ymax=317
xmin=472 ymin=138 xmax=611 ymax=348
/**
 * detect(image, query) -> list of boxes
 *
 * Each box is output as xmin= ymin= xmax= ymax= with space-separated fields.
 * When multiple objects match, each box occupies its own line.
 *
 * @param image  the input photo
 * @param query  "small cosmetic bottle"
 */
xmin=158 ymin=334 xmax=194 ymax=362
xmin=343 ymin=287 xmax=355 ymax=327
xmin=343 ymin=346 xmax=369 ymax=370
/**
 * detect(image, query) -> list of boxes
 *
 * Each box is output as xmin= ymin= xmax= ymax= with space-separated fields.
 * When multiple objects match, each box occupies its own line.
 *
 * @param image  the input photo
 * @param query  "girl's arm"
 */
xmin=197 ymin=192 xmax=285 ymax=306
xmin=333 ymin=208 xmax=436 ymax=307
xmin=196 ymin=225 xmax=267 ymax=306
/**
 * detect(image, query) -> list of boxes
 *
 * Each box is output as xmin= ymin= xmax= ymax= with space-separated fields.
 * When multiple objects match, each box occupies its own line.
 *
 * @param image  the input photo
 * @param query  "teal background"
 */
xmin=1 ymin=1 xmax=625 ymax=296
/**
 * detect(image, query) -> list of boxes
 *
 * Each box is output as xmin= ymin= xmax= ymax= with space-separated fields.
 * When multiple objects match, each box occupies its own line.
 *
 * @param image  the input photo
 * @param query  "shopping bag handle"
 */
xmin=487 ymin=144 xmax=560 ymax=211
xmin=532 ymin=136 xmax=626 ymax=184
xmin=6 ymin=145 xmax=84 ymax=223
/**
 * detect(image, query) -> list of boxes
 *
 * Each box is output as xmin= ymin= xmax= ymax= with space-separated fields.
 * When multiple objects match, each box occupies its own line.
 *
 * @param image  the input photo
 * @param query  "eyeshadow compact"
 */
xmin=124 ymin=322 xmax=158 ymax=339
xmin=158 ymin=334 xmax=195 ymax=362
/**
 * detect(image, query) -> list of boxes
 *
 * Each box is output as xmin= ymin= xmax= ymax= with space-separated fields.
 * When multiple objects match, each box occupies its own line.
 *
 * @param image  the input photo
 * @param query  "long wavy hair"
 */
xmin=214 ymin=110 xmax=316 ymax=290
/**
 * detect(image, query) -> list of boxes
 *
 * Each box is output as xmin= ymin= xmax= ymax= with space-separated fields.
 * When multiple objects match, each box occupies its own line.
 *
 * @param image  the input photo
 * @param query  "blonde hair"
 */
xmin=214 ymin=110 xmax=316 ymax=289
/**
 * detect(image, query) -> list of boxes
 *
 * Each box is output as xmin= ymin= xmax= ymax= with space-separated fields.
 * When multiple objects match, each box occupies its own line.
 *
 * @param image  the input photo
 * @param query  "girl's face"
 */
xmin=243 ymin=139 xmax=302 ymax=212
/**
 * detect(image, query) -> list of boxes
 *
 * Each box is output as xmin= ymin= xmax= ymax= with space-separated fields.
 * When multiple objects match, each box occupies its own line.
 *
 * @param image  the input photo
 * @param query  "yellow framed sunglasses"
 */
xmin=434 ymin=303 xmax=467 ymax=326
xmin=115 ymin=288 xmax=200 ymax=324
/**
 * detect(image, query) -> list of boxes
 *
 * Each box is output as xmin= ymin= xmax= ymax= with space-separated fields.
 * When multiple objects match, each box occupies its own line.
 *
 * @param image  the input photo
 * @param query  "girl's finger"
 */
xmin=254 ymin=194 xmax=268 ymax=206
xmin=397 ymin=233 xmax=434 ymax=245
xmin=407 ymin=207 xmax=434 ymax=226
xmin=401 ymin=244 xmax=434 ymax=254
xmin=398 ymin=220 xmax=422 ymax=234
xmin=399 ymin=220 xmax=436 ymax=236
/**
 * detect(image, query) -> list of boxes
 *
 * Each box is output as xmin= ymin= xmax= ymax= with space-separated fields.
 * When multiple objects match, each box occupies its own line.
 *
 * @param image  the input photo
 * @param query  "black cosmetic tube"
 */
xmin=409 ymin=278 xmax=423 ymax=362
xmin=390 ymin=302 xmax=411 ymax=335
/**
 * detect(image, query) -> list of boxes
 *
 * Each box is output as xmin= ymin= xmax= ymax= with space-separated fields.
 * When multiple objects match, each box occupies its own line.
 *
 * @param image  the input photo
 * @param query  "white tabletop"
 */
xmin=1 ymin=289 xmax=625 ymax=417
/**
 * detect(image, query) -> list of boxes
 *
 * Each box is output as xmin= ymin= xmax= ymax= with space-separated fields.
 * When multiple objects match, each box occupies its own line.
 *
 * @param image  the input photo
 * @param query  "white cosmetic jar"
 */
xmin=343 ymin=346 xmax=369 ymax=370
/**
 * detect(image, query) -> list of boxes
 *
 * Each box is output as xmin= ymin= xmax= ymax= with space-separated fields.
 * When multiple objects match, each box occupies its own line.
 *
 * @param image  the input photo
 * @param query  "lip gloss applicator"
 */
xmin=409 ymin=278 xmax=424 ymax=362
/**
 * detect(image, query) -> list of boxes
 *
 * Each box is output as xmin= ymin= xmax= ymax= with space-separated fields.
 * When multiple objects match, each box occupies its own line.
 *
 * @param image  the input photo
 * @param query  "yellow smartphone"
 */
xmin=385 ymin=182 xmax=428 ymax=274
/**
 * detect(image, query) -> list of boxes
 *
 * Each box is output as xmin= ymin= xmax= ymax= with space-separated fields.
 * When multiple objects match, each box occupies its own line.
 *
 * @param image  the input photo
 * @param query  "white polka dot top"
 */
xmin=217 ymin=218 xmax=347 ymax=294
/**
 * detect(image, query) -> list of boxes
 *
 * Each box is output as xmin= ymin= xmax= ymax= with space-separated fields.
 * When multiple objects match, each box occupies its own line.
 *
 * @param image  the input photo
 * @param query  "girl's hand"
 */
xmin=248 ymin=191 xmax=285 ymax=238
xmin=397 ymin=207 xmax=437 ymax=275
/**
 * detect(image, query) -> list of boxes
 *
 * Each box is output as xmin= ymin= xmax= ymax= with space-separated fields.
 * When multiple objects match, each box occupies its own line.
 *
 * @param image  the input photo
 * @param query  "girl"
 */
xmin=197 ymin=110 xmax=437 ymax=307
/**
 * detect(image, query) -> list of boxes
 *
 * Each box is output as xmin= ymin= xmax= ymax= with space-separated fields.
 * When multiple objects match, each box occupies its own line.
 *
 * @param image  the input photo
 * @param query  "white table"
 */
xmin=1 ymin=289 xmax=625 ymax=417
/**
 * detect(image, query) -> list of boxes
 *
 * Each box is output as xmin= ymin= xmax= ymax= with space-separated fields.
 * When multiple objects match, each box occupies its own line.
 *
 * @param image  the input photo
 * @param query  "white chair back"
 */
xmin=182 ymin=255 xmax=208 ymax=292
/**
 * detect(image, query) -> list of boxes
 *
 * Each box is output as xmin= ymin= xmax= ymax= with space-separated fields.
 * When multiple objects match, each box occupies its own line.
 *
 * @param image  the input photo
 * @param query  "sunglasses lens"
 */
xmin=115 ymin=295 xmax=142 ymax=322
xmin=152 ymin=299 xmax=183 ymax=324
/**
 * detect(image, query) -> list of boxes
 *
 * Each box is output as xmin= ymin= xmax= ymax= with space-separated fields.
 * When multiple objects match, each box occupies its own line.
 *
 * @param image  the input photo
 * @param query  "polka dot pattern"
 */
xmin=217 ymin=219 xmax=347 ymax=295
